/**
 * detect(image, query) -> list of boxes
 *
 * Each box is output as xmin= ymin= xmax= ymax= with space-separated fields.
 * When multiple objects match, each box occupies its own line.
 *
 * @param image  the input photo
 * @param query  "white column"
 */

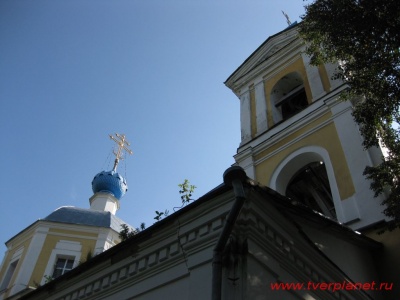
xmin=324 ymin=62 xmax=343 ymax=90
xmin=10 ymin=227 xmax=48 ymax=295
xmin=302 ymin=53 xmax=325 ymax=101
xmin=239 ymin=90 xmax=252 ymax=145
xmin=234 ymin=147 xmax=255 ymax=180
xmin=254 ymin=80 xmax=268 ymax=135
xmin=327 ymin=98 xmax=387 ymax=229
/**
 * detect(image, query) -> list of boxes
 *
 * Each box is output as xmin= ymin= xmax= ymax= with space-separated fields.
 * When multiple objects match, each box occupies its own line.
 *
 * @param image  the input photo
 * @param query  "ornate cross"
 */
xmin=109 ymin=133 xmax=133 ymax=172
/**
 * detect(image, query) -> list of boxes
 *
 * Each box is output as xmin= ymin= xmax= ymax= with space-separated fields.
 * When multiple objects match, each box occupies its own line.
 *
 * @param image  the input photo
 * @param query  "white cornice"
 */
xmin=5 ymin=220 xmax=114 ymax=253
xmin=235 ymin=100 xmax=328 ymax=160
xmin=235 ymin=85 xmax=349 ymax=166
xmin=226 ymin=27 xmax=302 ymax=96
xmin=5 ymin=222 xmax=41 ymax=250
xmin=45 ymin=231 xmax=100 ymax=241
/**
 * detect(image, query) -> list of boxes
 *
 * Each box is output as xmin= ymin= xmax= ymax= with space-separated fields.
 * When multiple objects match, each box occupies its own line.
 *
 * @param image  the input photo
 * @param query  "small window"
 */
xmin=0 ymin=260 xmax=19 ymax=291
xmin=52 ymin=257 xmax=74 ymax=278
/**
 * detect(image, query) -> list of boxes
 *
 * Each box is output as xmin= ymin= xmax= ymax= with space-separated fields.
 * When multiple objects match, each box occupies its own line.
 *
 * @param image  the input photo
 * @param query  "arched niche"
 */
xmin=270 ymin=72 xmax=308 ymax=123
xmin=269 ymin=146 xmax=342 ymax=220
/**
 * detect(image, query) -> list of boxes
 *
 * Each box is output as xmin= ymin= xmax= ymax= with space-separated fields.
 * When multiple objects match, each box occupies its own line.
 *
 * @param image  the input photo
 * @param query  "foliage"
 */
xmin=43 ymin=275 xmax=53 ymax=284
xmin=154 ymin=179 xmax=196 ymax=221
xmin=178 ymin=179 xmax=197 ymax=205
xmin=154 ymin=209 xmax=169 ymax=221
xmin=119 ymin=224 xmax=141 ymax=241
xmin=364 ymin=124 xmax=400 ymax=231
xmin=140 ymin=222 xmax=146 ymax=231
xmin=300 ymin=0 xmax=400 ymax=230
xmin=119 ymin=180 xmax=196 ymax=240
xmin=79 ymin=250 xmax=93 ymax=265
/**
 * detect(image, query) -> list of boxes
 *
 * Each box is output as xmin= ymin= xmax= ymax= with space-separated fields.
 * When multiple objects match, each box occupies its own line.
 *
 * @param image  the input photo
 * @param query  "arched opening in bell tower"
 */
xmin=270 ymin=147 xmax=341 ymax=221
xmin=270 ymin=72 xmax=308 ymax=123
xmin=286 ymin=161 xmax=336 ymax=219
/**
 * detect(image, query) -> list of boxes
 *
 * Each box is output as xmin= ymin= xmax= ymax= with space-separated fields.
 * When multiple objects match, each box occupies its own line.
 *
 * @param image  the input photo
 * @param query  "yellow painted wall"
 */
xmin=318 ymin=64 xmax=331 ymax=93
xmin=254 ymin=113 xmax=355 ymax=200
xmin=29 ymin=228 xmax=98 ymax=287
xmin=0 ymin=235 xmax=33 ymax=298
xmin=245 ymin=54 xmax=353 ymax=199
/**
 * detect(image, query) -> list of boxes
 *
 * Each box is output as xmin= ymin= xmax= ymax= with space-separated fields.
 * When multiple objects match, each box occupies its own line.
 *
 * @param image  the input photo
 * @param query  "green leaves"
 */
xmin=43 ymin=275 xmax=54 ymax=284
xmin=178 ymin=179 xmax=197 ymax=205
xmin=119 ymin=223 xmax=143 ymax=241
xmin=119 ymin=180 xmax=196 ymax=238
xmin=154 ymin=210 xmax=169 ymax=221
xmin=153 ymin=179 xmax=196 ymax=222
xmin=300 ymin=0 xmax=400 ymax=231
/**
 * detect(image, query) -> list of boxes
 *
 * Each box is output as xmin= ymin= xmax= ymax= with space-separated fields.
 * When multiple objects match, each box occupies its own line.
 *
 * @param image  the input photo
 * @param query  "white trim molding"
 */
xmin=41 ymin=240 xmax=82 ymax=285
xmin=269 ymin=145 xmax=348 ymax=224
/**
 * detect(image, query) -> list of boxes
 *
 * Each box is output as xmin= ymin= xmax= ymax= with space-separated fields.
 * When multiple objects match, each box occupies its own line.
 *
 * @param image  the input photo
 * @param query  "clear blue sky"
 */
xmin=0 ymin=0 xmax=306 ymax=254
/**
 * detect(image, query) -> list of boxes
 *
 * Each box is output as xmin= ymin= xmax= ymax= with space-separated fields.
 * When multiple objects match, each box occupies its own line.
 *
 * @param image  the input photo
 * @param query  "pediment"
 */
xmin=225 ymin=25 xmax=301 ymax=94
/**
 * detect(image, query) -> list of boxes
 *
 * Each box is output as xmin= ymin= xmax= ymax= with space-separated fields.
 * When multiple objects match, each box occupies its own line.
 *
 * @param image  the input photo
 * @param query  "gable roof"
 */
xmin=224 ymin=22 xmax=301 ymax=95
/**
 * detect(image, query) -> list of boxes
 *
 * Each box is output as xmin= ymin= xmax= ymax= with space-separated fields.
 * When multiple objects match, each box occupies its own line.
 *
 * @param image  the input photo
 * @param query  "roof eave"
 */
xmin=224 ymin=22 xmax=301 ymax=96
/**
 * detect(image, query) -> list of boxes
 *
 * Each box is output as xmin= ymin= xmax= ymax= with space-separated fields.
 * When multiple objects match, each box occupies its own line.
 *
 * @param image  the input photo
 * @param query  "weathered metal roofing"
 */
xmin=43 ymin=206 xmax=129 ymax=232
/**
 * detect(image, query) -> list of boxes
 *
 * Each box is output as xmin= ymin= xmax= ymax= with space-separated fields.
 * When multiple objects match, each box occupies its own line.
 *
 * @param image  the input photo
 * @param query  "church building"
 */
xmin=0 ymin=134 xmax=134 ymax=299
xmin=224 ymin=22 xmax=387 ymax=232
xmin=0 ymin=24 xmax=398 ymax=300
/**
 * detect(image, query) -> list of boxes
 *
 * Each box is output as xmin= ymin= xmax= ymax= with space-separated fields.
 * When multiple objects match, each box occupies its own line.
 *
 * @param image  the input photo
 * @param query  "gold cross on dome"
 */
xmin=109 ymin=133 xmax=133 ymax=172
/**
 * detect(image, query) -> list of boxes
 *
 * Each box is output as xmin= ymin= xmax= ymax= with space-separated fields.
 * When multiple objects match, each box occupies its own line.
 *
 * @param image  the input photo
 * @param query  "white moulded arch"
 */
xmin=269 ymin=145 xmax=345 ymax=223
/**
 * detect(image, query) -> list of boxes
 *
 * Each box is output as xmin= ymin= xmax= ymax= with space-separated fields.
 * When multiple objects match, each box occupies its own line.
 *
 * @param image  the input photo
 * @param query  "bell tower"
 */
xmin=225 ymin=24 xmax=388 ymax=230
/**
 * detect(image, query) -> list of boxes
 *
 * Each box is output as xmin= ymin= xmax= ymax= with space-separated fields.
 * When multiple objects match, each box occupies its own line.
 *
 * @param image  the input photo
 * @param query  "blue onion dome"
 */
xmin=91 ymin=170 xmax=128 ymax=200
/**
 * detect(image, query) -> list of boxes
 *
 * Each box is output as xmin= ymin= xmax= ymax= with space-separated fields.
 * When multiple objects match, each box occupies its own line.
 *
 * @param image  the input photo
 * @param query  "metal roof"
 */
xmin=43 ymin=206 xmax=129 ymax=232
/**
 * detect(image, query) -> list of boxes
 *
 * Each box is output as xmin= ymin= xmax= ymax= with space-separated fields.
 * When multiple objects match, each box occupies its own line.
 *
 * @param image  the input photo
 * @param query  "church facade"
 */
xmin=1 ymin=25 xmax=398 ymax=300
xmin=16 ymin=168 xmax=388 ymax=300
xmin=224 ymin=23 xmax=387 ymax=232
xmin=225 ymin=23 xmax=400 ymax=294
xmin=0 ymin=206 xmax=128 ymax=299
xmin=0 ymin=135 xmax=133 ymax=300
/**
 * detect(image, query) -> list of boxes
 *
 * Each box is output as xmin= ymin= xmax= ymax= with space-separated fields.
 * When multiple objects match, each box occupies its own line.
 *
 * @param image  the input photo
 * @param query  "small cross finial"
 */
xmin=109 ymin=133 xmax=133 ymax=172
xmin=282 ymin=10 xmax=292 ymax=26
